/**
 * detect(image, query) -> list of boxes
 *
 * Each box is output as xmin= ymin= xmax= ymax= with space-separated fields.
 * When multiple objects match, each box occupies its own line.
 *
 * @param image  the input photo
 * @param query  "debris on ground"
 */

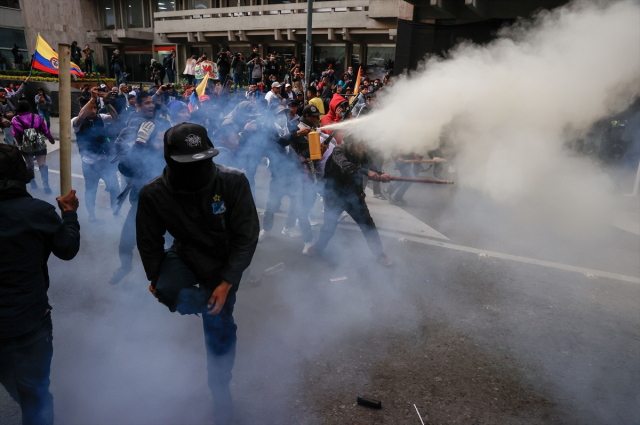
xmin=584 ymin=273 xmax=597 ymax=279
xmin=478 ymin=253 xmax=489 ymax=257
xmin=398 ymin=238 xmax=408 ymax=242
xmin=330 ymin=277 xmax=348 ymax=282
xmin=357 ymin=397 xmax=382 ymax=409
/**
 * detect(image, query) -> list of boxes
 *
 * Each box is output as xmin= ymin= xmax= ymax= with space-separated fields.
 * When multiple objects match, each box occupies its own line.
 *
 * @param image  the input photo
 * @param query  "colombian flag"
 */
xmin=32 ymin=33 xmax=84 ymax=77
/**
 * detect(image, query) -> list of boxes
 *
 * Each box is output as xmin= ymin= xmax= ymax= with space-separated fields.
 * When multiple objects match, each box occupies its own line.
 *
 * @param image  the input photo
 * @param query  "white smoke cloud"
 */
xmin=343 ymin=0 xmax=640 ymax=225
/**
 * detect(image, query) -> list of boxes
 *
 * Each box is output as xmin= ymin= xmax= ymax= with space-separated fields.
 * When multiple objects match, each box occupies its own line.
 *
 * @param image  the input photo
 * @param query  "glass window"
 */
xmin=366 ymin=45 xmax=395 ymax=68
xmin=351 ymin=44 xmax=360 ymax=70
xmin=188 ymin=0 xmax=209 ymax=8
xmin=99 ymin=0 xmax=116 ymax=29
xmin=125 ymin=0 xmax=144 ymax=28
xmin=143 ymin=0 xmax=151 ymax=26
xmin=155 ymin=0 xmax=175 ymax=11
xmin=0 ymin=0 xmax=20 ymax=9
xmin=0 ymin=28 xmax=27 ymax=49
xmin=313 ymin=45 xmax=345 ymax=76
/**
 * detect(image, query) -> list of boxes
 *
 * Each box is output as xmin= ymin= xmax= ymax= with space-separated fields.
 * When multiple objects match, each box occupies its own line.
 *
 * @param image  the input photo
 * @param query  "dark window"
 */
xmin=125 ymin=0 xmax=144 ymax=28
xmin=155 ymin=0 xmax=175 ymax=11
xmin=0 ymin=27 xmax=27 ymax=50
xmin=0 ymin=0 xmax=21 ymax=9
xmin=99 ymin=0 xmax=116 ymax=29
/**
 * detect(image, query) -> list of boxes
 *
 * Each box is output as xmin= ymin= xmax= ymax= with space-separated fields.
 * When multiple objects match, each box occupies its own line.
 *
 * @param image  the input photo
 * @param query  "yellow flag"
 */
xmin=196 ymin=73 xmax=209 ymax=98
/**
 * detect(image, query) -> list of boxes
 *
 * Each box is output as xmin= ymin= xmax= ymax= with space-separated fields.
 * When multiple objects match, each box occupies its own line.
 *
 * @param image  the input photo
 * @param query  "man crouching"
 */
xmin=136 ymin=123 xmax=259 ymax=425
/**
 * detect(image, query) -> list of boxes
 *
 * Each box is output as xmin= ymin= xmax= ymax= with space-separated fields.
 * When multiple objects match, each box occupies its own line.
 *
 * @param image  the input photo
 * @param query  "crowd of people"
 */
xmin=0 ymin=55 xmax=452 ymax=425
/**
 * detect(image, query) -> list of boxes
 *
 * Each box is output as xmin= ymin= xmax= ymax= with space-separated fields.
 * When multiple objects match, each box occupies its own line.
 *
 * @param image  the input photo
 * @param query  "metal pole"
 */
xmin=58 ymin=44 xmax=72 ymax=199
xmin=303 ymin=0 xmax=312 ymax=104
xmin=632 ymin=160 xmax=640 ymax=197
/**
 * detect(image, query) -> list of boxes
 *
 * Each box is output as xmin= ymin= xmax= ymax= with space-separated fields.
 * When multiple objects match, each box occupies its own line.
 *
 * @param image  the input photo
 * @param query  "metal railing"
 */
xmin=153 ymin=0 xmax=369 ymax=20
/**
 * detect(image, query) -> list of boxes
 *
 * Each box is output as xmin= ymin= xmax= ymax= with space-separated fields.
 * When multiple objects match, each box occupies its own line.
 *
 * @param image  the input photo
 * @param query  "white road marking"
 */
xmin=349 ymin=188 xmax=449 ymax=240
xmin=365 ymin=228 xmax=640 ymax=284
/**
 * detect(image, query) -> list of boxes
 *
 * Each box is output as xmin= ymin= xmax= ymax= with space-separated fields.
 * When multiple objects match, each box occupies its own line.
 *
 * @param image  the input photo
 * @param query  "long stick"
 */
xmin=304 ymin=0 xmax=312 ymax=104
xmin=399 ymin=159 xmax=445 ymax=164
xmin=58 ymin=44 xmax=72 ymax=201
xmin=388 ymin=176 xmax=454 ymax=184
xmin=414 ymin=404 xmax=425 ymax=425
xmin=28 ymin=33 xmax=40 ymax=78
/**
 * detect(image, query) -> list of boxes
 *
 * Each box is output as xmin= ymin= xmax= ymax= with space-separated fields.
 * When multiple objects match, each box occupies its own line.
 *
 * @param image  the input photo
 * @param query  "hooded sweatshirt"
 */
xmin=320 ymin=93 xmax=348 ymax=144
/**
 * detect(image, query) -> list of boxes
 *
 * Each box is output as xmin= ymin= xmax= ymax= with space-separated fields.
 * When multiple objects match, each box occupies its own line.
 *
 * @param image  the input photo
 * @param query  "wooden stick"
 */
xmin=388 ymin=176 xmax=454 ymax=184
xmin=58 ymin=44 xmax=72 ymax=201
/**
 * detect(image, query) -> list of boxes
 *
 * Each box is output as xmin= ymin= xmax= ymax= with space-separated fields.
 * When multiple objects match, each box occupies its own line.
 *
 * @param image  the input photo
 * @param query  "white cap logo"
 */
xmin=185 ymin=134 xmax=202 ymax=148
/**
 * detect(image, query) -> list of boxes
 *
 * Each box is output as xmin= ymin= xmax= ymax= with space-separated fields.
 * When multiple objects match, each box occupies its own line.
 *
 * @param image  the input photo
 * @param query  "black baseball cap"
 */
xmin=302 ymin=104 xmax=320 ymax=117
xmin=164 ymin=123 xmax=219 ymax=163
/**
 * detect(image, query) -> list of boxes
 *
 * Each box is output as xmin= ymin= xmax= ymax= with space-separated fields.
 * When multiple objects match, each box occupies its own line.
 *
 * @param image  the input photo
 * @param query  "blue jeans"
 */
xmin=38 ymin=110 xmax=51 ymax=129
xmin=166 ymin=69 xmax=175 ymax=83
xmin=154 ymin=250 xmax=237 ymax=425
xmin=232 ymin=73 xmax=243 ymax=92
xmin=81 ymin=159 xmax=121 ymax=217
xmin=0 ymin=63 xmax=6 ymax=71
xmin=2 ymin=126 xmax=14 ymax=146
xmin=0 ymin=314 xmax=54 ymax=425
xmin=114 ymin=70 xmax=126 ymax=87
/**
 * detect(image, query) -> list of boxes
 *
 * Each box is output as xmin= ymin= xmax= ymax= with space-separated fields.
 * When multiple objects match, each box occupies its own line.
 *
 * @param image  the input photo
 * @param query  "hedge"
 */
xmin=0 ymin=75 xmax=116 ymax=83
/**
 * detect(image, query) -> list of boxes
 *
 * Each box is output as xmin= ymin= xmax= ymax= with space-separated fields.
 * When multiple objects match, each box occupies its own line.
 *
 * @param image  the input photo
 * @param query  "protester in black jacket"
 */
xmin=0 ymin=145 xmax=80 ymax=425
xmin=136 ymin=123 xmax=258 ymax=425
xmin=306 ymin=139 xmax=393 ymax=266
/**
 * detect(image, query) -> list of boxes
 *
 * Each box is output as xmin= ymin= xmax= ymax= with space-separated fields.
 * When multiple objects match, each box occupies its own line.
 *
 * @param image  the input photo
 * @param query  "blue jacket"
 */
xmin=0 ymin=179 xmax=80 ymax=338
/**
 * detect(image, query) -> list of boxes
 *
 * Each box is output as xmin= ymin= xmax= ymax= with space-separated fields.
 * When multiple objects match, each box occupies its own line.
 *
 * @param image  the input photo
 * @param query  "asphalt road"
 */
xmin=1 ymin=146 xmax=639 ymax=425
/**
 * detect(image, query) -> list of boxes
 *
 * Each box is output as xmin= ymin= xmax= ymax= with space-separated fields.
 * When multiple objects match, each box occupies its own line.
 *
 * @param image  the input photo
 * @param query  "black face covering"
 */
xmin=165 ymin=156 xmax=214 ymax=193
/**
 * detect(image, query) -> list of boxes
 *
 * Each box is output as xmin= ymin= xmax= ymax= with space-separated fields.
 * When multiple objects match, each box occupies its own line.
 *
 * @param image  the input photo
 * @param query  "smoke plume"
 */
xmin=342 ymin=0 xmax=640 ymax=225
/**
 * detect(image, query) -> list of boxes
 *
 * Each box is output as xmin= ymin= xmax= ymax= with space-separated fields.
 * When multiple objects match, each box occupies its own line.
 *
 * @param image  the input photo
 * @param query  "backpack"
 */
xmin=21 ymin=114 xmax=47 ymax=153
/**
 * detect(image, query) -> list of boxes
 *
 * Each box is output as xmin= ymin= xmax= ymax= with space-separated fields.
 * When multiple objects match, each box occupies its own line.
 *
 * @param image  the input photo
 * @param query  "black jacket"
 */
xmin=217 ymin=56 xmax=231 ymax=75
xmin=323 ymin=146 xmax=381 ymax=197
xmin=0 ymin=180 xmax=80 ymax=338
xmin=231 ymin=58 xmax=245 ymax=75
xmin=136 ymin=164 xmax=259 ymax=293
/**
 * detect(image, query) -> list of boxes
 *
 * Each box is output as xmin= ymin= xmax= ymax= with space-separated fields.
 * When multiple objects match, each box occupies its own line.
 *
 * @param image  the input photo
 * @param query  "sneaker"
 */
xmin=373 ymin=193 xmax=383 ymax=199
xmin=30 ymin=180 xmax=38 ymax=190
xmin=282 ymin=225 xmax=302 ymax=238
xmin=393 ymin=197 xmax=408 ymax=206
xmin=309 ymin=217 xmax=322 ymax=226
xmin=302 ymin=245 xmax=316 ymax=256
xmin=382 ymin=188 xmax=393 ymax=201
xmin=109 ymin=266 xmax=132 ymax=285
xmin=377 ymin=256 xmax=393 ymax=267
xmin=258 ymin=229 xmax=270 ymax=241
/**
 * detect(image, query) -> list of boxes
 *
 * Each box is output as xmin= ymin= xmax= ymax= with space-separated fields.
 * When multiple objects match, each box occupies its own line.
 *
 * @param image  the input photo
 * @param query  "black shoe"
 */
xmin=43 ymin=185 xmax=52 ymax=195
xmin=109 ymin=266 xmax=132 ymax=285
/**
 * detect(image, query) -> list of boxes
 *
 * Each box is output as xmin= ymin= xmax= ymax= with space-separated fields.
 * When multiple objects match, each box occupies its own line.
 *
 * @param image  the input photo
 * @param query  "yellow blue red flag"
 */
xmin=32 ymin=33 xmax=84 ymax=77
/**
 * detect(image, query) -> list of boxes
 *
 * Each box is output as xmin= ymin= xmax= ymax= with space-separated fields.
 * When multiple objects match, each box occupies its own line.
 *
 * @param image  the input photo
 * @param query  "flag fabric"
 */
xmin=32 ymin=33 xmax=84 ymax=77
xmin=188 ymin=73 xmax=210 ymax=112
xmin=196 ymin=73 xmax=209 ymax=98
xmin=350 ymin=67 xmax=362 ymax=104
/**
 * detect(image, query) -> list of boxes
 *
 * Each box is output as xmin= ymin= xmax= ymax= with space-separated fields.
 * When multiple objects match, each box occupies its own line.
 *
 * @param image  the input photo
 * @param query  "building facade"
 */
xmin=86 ymin=0 xmax=407 ymax=82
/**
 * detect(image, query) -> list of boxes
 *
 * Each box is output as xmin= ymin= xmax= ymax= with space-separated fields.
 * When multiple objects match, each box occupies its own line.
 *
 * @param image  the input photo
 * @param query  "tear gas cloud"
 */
xmin=341 ymin=0 xmax=640 ymax=225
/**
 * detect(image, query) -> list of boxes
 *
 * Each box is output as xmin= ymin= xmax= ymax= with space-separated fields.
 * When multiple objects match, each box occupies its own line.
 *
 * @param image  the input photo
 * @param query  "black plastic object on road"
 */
xmin=357 ymin=397 xmax=382 ymax=409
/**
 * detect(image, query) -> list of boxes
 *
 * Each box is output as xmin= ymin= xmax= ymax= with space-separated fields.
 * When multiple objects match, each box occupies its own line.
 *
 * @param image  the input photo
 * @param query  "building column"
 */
xmin=345 ymin=42 xmax=352 ymax=68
